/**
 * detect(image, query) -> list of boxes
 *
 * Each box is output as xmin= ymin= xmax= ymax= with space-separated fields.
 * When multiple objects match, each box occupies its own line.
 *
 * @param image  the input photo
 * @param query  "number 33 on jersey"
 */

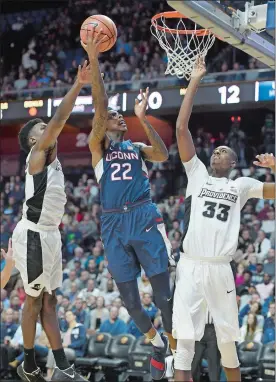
xmin=94 ymin=140 xmax=150 ymax=210
xmin=180 ymin=155 xmax=263 ymax=258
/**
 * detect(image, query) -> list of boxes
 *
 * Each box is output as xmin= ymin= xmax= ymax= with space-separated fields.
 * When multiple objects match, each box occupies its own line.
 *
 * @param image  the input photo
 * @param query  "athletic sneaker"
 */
xmin=17 ymin=363 xmax=46 ymax=381
xmin=51 ymin=365 xmax=86 ymax=381
xmin=150 ymin=333 xmax=169 ymax=380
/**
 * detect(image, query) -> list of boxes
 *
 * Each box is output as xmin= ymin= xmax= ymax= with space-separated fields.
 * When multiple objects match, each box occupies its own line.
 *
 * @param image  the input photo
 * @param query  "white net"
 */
xmin=151 ymin=15 xmax=216 ymax=80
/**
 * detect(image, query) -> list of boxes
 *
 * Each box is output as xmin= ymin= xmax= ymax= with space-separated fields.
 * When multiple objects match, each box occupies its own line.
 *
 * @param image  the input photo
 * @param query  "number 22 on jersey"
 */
xmin=111 ymin=163 xmax=132 ymax=181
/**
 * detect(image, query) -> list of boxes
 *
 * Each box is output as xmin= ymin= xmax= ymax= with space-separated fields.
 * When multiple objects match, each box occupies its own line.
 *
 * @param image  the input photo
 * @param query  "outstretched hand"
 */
xmin=81 ymin=27 xmax=108 ymax=59
xmin=77 ymin=60 xmax=104 ymax=85
xmin=134 ymin=87 xmax=149 ymax=120
xmin=77 ymin=60 xmax=91 ymax=85
xmin=191 ymin=56 xmax=206 ymax=79
xmin=253 ymin=153 xmax=275 ymax=169
xmin=1 ymin=238 xmax=14 ymax=265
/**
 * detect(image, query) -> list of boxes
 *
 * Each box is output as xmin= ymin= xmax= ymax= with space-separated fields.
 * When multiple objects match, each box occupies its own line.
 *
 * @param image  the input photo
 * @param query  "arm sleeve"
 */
xmin=235 ymin=177 xmax=264 ymax=208
xmin=182 ymin=155 xmax=209 ymax=196
xmin=182 ymin=154 xmax=209 ymax=179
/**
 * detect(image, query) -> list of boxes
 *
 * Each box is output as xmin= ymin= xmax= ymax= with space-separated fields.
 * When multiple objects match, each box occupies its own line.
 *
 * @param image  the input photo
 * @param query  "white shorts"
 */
xmin=12 ymin=219 xmax=62 ymax=297
xmin=172 ymin=254 xmax=240 ymax=344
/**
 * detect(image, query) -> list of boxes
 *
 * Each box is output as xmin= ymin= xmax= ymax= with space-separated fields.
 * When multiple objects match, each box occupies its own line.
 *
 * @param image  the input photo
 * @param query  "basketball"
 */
xmin=80 ymin=15 xmax=117 ymax=53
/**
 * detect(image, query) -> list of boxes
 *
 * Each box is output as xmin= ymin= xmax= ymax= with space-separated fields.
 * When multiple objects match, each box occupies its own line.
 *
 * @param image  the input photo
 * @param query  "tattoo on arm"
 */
xmin=142 ymin=118 xmax=168 ymax=156
xmin=89 ymin=58 xmax=108 ymax=142
xmin=93 ymin=114 xmax=108 ymax=141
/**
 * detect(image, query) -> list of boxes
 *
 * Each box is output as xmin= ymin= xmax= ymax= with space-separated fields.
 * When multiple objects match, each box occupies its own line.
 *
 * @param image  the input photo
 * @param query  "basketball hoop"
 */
xmin=151 ymin=11 xmax=216 ymax=80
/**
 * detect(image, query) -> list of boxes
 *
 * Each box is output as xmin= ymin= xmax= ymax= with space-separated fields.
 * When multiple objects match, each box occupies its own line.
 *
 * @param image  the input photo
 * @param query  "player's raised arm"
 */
xmin=253 ymin=153 xmax=276 ymax=199
xmin=176 ymin=57 xmax=206 ymax=162
xmin=134 ymin=88 xmax=168 ymax=162
xmin=35 ymin=61 xmax=91 ymax=152
xmin=81 ymin=30 xmax=109 ymax=167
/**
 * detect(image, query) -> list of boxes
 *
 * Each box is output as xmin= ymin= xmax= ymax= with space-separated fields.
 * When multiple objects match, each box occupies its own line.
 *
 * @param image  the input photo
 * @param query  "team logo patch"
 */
xmin=230 ymin=187 xmax=238 ymax=193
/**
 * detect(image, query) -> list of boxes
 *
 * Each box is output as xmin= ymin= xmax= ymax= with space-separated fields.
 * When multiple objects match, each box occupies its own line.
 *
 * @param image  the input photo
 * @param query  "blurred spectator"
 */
xmin=89 ymin=296 xmax=109 ymax=333
xmin=256 ymin=274 xmax=275 ymax=302
xmin=101 ymin=279 xmax=120 ymax=306
xmin=72 ymin=298 xmax=90 ymax=329
xmin=112 ymin=297 xmax=130 ymax=323
xmin=62 ymin=270 xmax=81 ymax=296
xmin=14 ymin=73 xmax=28 ymax=91
xmin=263 ymin=249 xmax=275 ymax=278
xmin=240 ymin=313 xmax=263 ymax=343
xmin=99 ymin=306 xmax=128 ymax=336
xmin=252 ymin=263 xmax=264 ymax=285
xmin=78 ymin=279 xmax=100 ymax=300
xmin=0 ymin=308 xmax=18 ymax=343
xmin=254 ymin=231 xmax=271 ymax=262
xmin=262 ymin=302 xmax=275 ymax=344
xmin=142 ymin=293 xmax=159 ymax=322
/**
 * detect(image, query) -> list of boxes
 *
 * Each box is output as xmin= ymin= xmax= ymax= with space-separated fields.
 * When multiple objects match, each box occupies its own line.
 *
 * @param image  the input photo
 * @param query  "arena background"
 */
xmin=0 ymin=0 xmax=275 ymax=381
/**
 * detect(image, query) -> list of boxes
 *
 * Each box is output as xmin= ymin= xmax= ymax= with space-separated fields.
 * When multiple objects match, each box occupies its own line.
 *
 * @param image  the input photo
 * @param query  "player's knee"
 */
xmin=174 ymin=340 xmax=195 ymax=371
xmin=217 ymin=341 xmax=239 ymax=369
xmin=24 ymin=294 xmax=43 ymax=315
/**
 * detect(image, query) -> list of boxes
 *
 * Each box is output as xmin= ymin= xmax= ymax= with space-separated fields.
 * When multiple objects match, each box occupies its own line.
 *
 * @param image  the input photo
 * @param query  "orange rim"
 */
xmin=151 ymin=11 xmax=213 ymax=36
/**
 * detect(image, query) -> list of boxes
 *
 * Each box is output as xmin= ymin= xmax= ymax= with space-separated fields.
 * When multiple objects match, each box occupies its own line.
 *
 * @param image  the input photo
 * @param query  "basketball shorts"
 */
xmin=172 ymin=254 xmax=240 ymax=344
xmin=12 ymin=219 xmax=62 ymax=297
xmin=100 ymin=201 xmax=171 ymax=283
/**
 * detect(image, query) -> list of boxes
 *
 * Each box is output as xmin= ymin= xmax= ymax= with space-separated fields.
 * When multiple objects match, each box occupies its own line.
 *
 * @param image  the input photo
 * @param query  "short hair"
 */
xmin=18 ymin=118 xmax=43 ymax=153
xmin=230 ymin=148 xmax=238 ymax=163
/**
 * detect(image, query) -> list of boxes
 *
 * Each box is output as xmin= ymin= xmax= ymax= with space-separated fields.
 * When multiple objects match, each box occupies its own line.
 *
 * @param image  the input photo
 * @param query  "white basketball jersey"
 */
xmin=23 ymin=152 xmax=66 ymax=228
xmin=181 ymin=155 xmax=263 ymax=258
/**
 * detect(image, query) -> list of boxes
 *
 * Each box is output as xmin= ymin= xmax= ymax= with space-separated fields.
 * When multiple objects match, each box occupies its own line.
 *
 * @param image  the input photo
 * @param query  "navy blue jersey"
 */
xmin=94 ymin=139 xmax=150 ymax=210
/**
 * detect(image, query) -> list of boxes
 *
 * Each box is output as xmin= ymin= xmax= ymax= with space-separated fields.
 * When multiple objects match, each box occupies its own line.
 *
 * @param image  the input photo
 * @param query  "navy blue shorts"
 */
xmin=100 ymin=202 xmax=170 ymax=283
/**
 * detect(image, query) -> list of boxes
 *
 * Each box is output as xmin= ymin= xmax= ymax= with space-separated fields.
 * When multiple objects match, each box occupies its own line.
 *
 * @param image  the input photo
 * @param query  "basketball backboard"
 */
xmin=167 ymin=0 xmax=275 ymax=68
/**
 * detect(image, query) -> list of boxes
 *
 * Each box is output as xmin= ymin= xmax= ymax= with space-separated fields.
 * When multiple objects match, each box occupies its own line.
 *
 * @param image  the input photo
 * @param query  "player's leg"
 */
xmin=217 ymin=341 xmax=240 ymax=382
xmin=149 ymin=271 xmax=177 ymax=352
xmin=40 ymin=291 xmax=70 ymax=370
xmin=102 ymin=210 xmax=168 ymax=380
xmin=40 ymin=231 xmax=86 ymax=381
xmin=204 ymin=262 xmax=241 ymax=382
xmin=174 ymin=339 xmax=195 ymax=381
xmin=191 ymin=341 xmax=206 ymax=382
xmin=172 ymin=258 xmax=206 ymax=381
xmin=12 ymin=225 xmax=47 ymax=379
xmin=130 ymin=204 xmax=175 ymax=348
xmin=116 ymin=279 xmax=167 ymax=380
xmin=21 ymin=293 xmax=44 ymax=372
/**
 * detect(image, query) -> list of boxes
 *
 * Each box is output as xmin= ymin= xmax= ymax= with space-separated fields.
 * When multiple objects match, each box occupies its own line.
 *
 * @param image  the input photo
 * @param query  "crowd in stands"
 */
xmin=0 ymin=0 xmax=271 ymax=100
xmin=0 ymin=112 xmax=275 ymax=377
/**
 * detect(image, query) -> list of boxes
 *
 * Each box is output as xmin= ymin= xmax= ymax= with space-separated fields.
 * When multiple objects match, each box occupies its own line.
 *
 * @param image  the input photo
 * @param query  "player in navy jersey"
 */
xmin=82 ymin=31 xmax=176 ymax=380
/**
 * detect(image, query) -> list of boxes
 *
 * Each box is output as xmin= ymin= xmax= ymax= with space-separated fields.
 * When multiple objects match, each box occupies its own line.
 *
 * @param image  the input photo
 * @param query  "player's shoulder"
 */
xmin=232 ymin=176 xmax=262 ymax=190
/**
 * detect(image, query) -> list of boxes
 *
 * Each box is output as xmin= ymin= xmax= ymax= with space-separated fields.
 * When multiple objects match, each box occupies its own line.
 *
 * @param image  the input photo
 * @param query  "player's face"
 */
xmin=106 ymin=110 xmax=127 ymax=132
xmin=29 ymin=122 xmax=47 ymax=145
xmin=210 ymin=146 xmax=236 ymax=172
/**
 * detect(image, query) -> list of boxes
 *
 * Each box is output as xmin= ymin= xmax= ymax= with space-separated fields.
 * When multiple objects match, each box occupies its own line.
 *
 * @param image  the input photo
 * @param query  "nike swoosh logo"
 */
xmin=146 ymin=226 xmax=153 ymax=232
xmin=167 ymin=297 xmax=172 ymax=302
xmin=227 ymin=289 xmax=234 ymax=294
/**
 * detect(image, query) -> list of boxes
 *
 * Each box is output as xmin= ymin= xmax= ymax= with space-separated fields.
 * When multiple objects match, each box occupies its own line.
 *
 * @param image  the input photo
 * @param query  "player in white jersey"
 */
xmin=173 ymin=57 xmax=275 ymax=382
xmin=12 ymin=62 xmax=91 ymax=382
